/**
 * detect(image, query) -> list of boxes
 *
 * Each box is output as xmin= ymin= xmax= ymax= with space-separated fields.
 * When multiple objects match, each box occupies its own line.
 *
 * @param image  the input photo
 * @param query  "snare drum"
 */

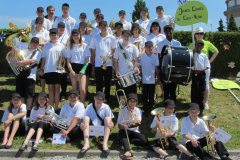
xmin=117 ymin=71 xmax=141 ymax=88
xmin=161 ymin=45 xmax=193 ymax=85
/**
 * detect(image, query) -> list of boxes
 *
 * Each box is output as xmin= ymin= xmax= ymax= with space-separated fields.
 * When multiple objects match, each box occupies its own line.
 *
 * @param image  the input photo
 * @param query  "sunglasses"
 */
xmin=195 ymin=32 xmax=204 ymax=35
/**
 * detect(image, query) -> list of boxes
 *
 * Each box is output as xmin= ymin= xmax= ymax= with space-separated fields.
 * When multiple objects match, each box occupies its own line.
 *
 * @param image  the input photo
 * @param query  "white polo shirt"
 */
xmin=29 ymin=106 xmax=54 ymax=122
xmin=146 ymin=33 xmax=166 ymax=53
xmin=195 ymin=52 xmax=211 ymax=70
xmin=82 ymin=35 xmax=92 ymax=47
xmin=122 ymin=21 xmax=132 ymax=31
xmin=114 ymin=43 xmax=139 ymax=75
xmin=31 ymin=27 xmax=50 ymax=43
xmin=41 ymin=41 xmax=65 ymax=73
xmin=129 ymin=35 xmax=147 ymax=53
xmin=91 ymin=19 xmax=98 ymax=28
xmin=157 ymin=38 xmax=181 ymax=55
xmin=150 ymin=113 xmax=178 ymax=139
xmin=57 ymin=34 xmax=69 ymax=46
xmin=117 ymin=107 xmax=142 ymax=133
xmin=153 ymin=15 xmax=172 ymax=34
xmin=31 ymin=18 xmax=52 ymax=31
xmin=53 ymin=16 xmax=76 ymax=36
xmin=90 ymin=34 xmax=117 ymax=67
xmin=90 ymin=27 xmax=113 ymax=37
xmin=60 ymin=101 xmax=85 ymax=126
xmin=25 ymin=49 xmax=41 ymax=81
xmin=140 ymin=53 xmax=159 ymax=84
xmin=63 ymin=43 xmax=91 ymax=64
xmin=136 ymin=19 xmax=152 ymax=32
xmin=114 ymin=35 xmax=123 ymax=47
xmin=1 ymin=104 xmax=28 ymax=131
xmin=85 ymin=103 xmax=114 ymax=126
xmin=181 ymin=116 xmax=209 ymax=144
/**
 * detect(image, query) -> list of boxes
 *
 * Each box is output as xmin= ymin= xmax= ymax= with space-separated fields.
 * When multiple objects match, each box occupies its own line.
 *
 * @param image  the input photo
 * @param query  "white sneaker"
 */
xmin=204 ymin=103 xmax=209 ymax=110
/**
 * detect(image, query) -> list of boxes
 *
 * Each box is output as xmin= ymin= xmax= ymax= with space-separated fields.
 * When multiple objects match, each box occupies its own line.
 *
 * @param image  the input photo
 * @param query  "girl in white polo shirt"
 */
xmin=19 ymin=92 xmax=54 ymax=151
xmin=64 ymin=29 xmax=91 ymax=104
xmin=146 ymin=21 xmax=166 ymax=54
xmin=118 ymin=93 xmax=148 ymax=159
xmin=1 ymin=93 xmax=27 ymax=149
xmin=39 ymin=28 xmax=65 ymax=112
xmin=130 ymin=23 xmax=147 ymax=55
xmin=114 ymin=22 xmax=123 ymax=45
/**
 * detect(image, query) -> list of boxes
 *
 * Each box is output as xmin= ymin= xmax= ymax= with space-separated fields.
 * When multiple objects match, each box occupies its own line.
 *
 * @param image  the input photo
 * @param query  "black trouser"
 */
xmin=60 ymin=73 xmax=68 ymax=98
xmin=163 ymin=83 xmax=177 ymax=103
xmin=31 ymin=121 xmax=51 ymax=131
xmin=95 ymin=67 xmax=112 ymax=101
xmin=142 ymin=84 xmax=155 ymax=114
xmin=119 ymin=129 xmax=148 ymax=152
xmin=186 ymin=137 xmax=229 ymax=160
xmin=191 ymin=72 xmax=206 ymax=111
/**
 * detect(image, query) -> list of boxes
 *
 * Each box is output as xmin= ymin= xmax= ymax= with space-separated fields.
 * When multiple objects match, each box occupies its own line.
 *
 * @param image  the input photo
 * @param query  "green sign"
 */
xmin=175 ymin=1 xmax=208 ymax=26
xmin=212 ymin=80 xmax=240 ymax=90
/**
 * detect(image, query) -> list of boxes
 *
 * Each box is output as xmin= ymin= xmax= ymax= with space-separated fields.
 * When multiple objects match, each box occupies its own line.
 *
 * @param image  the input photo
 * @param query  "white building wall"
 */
xmin=234 ymin=17 xmax=240 ymax=27
xmin=237 ymin=0 xmax=240 ymax=5
xmin=229 ymin=0 xmax=235 ymax=8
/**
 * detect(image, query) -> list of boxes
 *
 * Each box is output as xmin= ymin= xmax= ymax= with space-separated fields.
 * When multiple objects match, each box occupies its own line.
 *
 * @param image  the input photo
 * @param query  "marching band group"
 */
xmin=1 ymin=3 xmax=231 ymax=160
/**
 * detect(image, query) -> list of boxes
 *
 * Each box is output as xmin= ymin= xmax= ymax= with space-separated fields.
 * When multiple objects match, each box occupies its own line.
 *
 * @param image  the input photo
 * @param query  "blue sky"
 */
xmin=0 ymin=0 xmax=227 ymax=32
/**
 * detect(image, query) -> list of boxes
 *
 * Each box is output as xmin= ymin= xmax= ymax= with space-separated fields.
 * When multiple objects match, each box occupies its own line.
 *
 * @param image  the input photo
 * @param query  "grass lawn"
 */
xmin=0 ymin=75 xmax=240 ymax=151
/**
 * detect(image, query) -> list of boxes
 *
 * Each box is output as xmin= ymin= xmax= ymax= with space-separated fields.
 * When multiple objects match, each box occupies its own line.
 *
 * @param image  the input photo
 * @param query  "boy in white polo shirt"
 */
xmin=53 ymin=3 xmax=76 ymax=36
xmin=91 ymin=8 xmax=101 ymax=28
xmin=119 ymin=10 xmax=132 ymax=31
xmin=90 ymin=20 xmax=117 ymax=102
xmin=113 ymin=30 xmax=140 ymax=98
xmin=139 ymin=41 xmax=159 ymax=118
xmin=150 ymin=100 xmax=197 ymax=160
xmin=80 ymin=91 xmax=114 ymax=154
xmin=181 ymin=103 xmax=231 ymax=160
xmin=135 ymin=7 xmax=152 ymax=32
xmin=90 ymin=14 xmax=113 ymax=36
xmin=191 ymin=40 xmax=210 ymax=117
xmin=153 ymin=6 xmax=172 ymax=35
xmin=31 ymin=7 xmax=52 ymax=31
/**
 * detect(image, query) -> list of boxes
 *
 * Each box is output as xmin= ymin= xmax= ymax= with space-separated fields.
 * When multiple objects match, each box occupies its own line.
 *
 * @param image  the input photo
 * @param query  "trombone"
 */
xmin=151 ymin=107 xmax=169 ymax=150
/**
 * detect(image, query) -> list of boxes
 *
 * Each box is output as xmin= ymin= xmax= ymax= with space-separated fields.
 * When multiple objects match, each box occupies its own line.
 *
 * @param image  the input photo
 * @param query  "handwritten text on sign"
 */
xmin=175 ymin=1 xmax=208 ymax=26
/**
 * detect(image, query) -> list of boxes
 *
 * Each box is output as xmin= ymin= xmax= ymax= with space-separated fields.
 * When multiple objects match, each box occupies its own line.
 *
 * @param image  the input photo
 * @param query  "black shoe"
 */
xmin=0 ymin=144 xmax=6 ymax=149
xmin=190 ymin=155 xmax=198 ymax=160
xmin=198 ymin=110 xmax=203 ymax=117
xmin=5 ymin=142 xmax=13 ymax=149
xmin=32 ymin=143 xmax=38 ymax=151
xmin=80 ymin=146 xmax=91 ymax=153
xmin=221 ymin=156 xmax=232 ymax=160
xmin=19 ymin=143 xmax=27 ymax=151
xmin=119 ymin=152 xmax=133 ymax=160
xmin=103 ymin=149 xmax=110 ymax=154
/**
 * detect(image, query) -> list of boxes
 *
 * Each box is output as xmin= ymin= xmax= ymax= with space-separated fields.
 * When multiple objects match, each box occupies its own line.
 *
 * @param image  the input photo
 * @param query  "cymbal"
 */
xmin=151 ymin=107 xmax=164 ymax=116
xmin=202 ymin=115 xmax=216 ymax=121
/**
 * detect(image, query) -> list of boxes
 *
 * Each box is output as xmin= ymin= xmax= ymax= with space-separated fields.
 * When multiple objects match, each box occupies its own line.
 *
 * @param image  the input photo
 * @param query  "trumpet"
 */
xmin=100 ymin=53 xmax=112 ymax=70
xmin=202 ymin=115 xmax=217 ymax=157
xmin=151 ymin=107 xmax=169 ymax=150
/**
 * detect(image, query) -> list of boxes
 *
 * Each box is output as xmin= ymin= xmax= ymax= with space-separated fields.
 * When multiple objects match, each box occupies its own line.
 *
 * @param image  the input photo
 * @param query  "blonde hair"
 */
xmin=69 ymin=33 xmax=83 ymax=50
xmin=78 ymin=25 xmax=88 ymax=35
xmin=8 ymin=98 xmax=22 ymax=113
xmin=33 ymin=96 xmax=49 ymax=110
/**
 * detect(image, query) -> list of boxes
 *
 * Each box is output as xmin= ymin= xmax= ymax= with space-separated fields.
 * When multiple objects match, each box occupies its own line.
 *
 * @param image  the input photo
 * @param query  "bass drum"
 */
xmin=160 ymin=45 xmax=193 ymax=85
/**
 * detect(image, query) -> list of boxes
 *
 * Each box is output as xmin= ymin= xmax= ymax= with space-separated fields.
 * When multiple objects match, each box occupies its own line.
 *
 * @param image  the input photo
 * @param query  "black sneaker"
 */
xmin=221 ymin=156 xmax=232 ymax=160
xmin=190 ymin=155 xmax=198 ymax=160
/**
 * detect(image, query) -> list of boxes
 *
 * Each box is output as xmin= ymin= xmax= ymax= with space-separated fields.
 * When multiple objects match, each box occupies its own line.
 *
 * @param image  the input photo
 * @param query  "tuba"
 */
xmin=87 ymin=19 xmax=96 ymax=29
xmin=202 ymin=115 xmax=217 ymax=157
xmin=134 ymin=20 xmax=150 ymax=37
xmin=151 ymin=107 xmax=169 ymax=150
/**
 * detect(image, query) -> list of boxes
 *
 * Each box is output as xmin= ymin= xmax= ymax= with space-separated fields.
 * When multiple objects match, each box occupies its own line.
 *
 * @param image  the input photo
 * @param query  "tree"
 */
xmin=217 ymin=18 xmax=225 ymax=32
xmin=131 ymin=0 xmax=150 ymax=23
xmin=227 ymin=14 xmax=239 ymax=32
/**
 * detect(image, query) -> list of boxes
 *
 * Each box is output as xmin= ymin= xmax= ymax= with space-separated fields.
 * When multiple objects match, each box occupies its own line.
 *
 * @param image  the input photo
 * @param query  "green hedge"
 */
xmin=0 ymin=29 xmax=239 ymax=77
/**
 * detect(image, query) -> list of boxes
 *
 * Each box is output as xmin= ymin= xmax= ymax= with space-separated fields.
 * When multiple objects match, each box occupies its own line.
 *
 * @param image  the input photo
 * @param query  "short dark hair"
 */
xmin=47 ymin=5 xmax=54 ymax=11
xmin=62 ymin=3 xmax=69 ymax=8
xmin=150 ymin=22 xmax=161 ymax=34
xmin=130 ymin=25 xmax=141 ymax=35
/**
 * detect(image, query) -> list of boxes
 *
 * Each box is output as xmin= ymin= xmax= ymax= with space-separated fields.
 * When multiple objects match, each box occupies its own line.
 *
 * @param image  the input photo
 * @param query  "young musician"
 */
xmin=31 ymin=7 xmax=52 ymax=31
xmin=57 ymin=22 xmax=69 ymax=102
xmin=80 ymin=91 xmax=114 ymax=153
xmin=114 ymin=21 xmax=123 ymax=45
xmin=90 ymin=20 xmax=117 ymax=102
xmin=118 ymin=10 xmax=132 ymax=30
xmin=113 ymin=30 xmax=140 ymax=98
xmin=19 ymin=92 xmax=54 ymax=151
xmin=74 ymin=12 xmax=88 ymax=29
xmin=39 ymin=28 xmax=65 ymax=112
xmin=135 ymin=7 xmax=152 ymax=32
xmin=191 ymin=40 xmax=210 ymax=117
xmin=130 ymin=23 xmax=146 ymax=55
xmin=181 ymin=103 xmax=231 ymax=160
xmin=53 ymin=3 xmax=76 ymax=36
xmin=91 ymin=8 xmax=101 ymax=28
xmin=139 ymin=41 xmax=159 ymax=118
xmin=157 ymin=25 xmax=181 ymax=103
xmin=118 ymin=93 xmax=148 ymax=159
xmin=153 ymin=6 xmax=172 ymax=34
xmin=150 ymin=100 xmax=197 ymax=160
xmin=90 ymin=14 xmax=113 ymax=36
xmin=1 ymin=93 xmax=27 ymax=149
xmin=49 ymin=90 xmax=85 ymax=142
xmin=146 ymin=21 xmax=166 ymax=54
xmin=13 ymin=37 xmax=41 ymax=116
xmin=64 ymin=29 xmax=91 ymax=104
xmin=45 ymin=5 xmax=58 ymax=27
